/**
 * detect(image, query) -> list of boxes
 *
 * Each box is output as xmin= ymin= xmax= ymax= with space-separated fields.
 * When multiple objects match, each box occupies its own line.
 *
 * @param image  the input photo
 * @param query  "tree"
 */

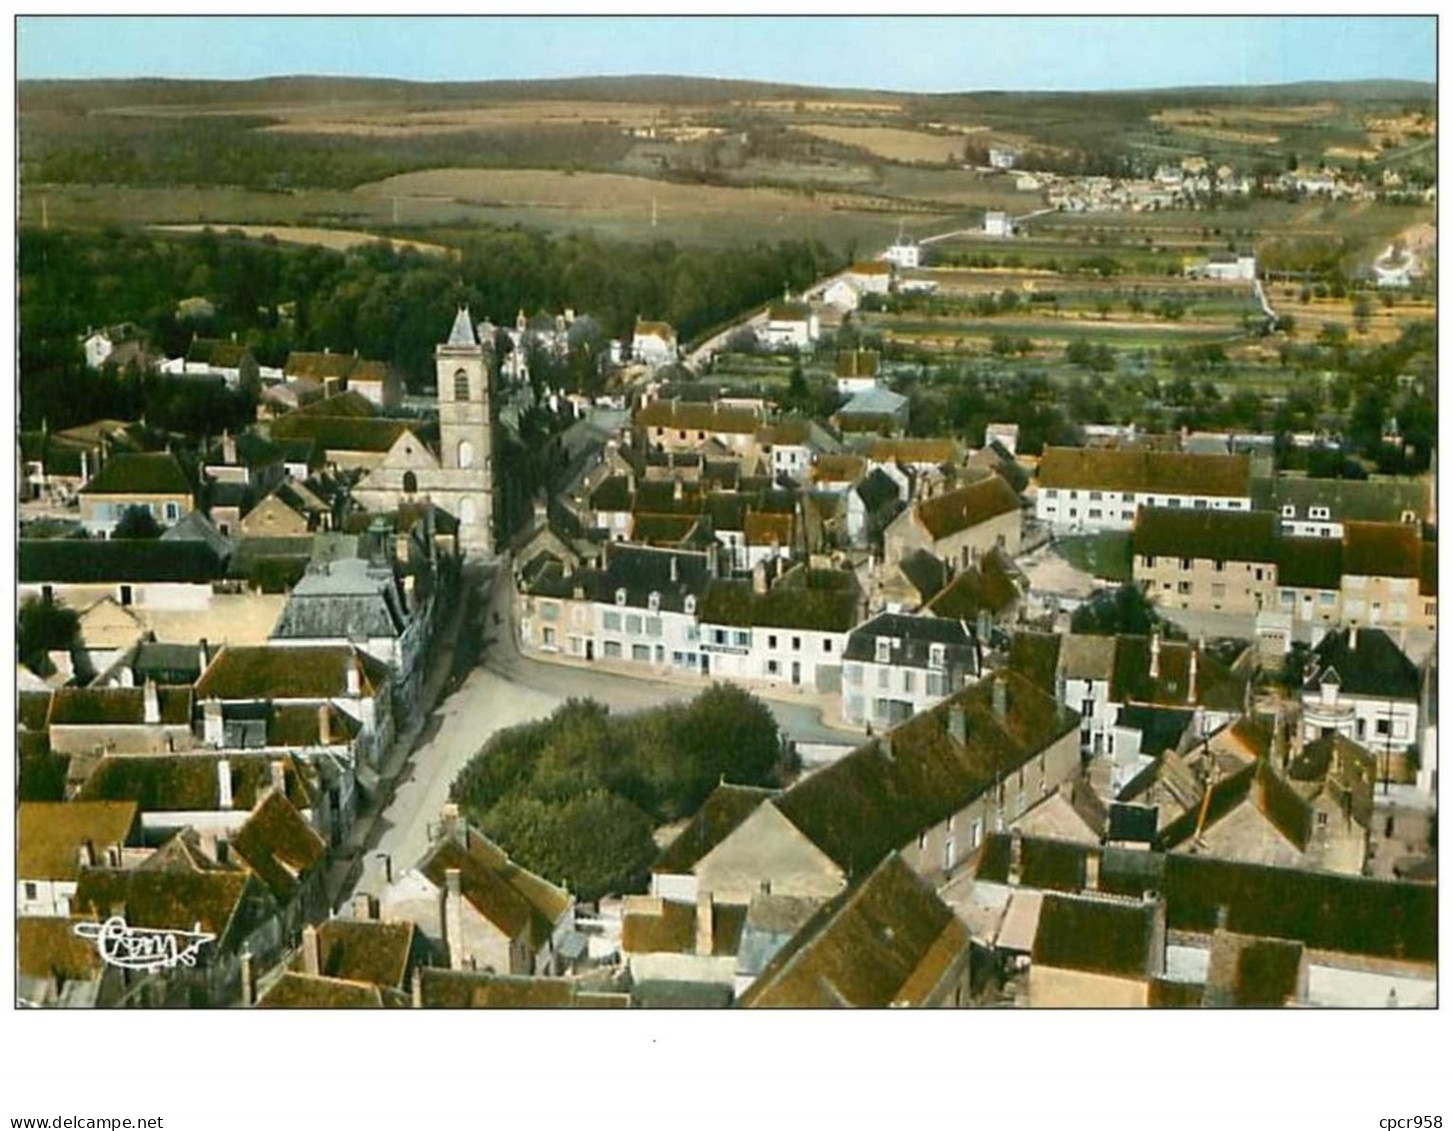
xmin=1070 ymin=583 xmax=1184 ymax=639
xmin=1352 ymin=294 xmax=1373 ymax=335
xmin=114 ymin=505 xmax=163 ymax=539
xmin=480 ymin=790 xmax=657 ymax=902
xmin=17 ymin=596 xmax=79 ymax=675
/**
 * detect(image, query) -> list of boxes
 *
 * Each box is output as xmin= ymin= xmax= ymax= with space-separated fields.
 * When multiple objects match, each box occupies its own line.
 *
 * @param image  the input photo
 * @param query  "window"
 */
xmin=452 ymin=369 xmax=471 ymax=400
xmin=646 ymin=618 xmax=663 ymax=638
xmin=626 ymin=614 xmax=643 ymax=635
xmin=1167 ymin=498 xmax=1181 ymax=508
xmin=165 ymin=502 xmax=179 ymax=521
xmin=632 ymin=644 xmax=651 ymax=662
xmin=602 ymin=612 xmax=621 ymax=632
xmin=542 ymin=626 xmax=556 ymax=647
xmin=733 ymin=631 xmax=750 ymax=648
xmin=1142 ymin=555 xmax=1156 ymax=568
xmin=1177 ymin=581 xmax=1192 ymax=595
xmin=903 ymin=670 xmax=915 ymax=694
xmin=1280 ymin=590 xmax=1295 ymax=605
xmin=792 ymin=636 xmax=802 ymax=652
xmin=119 ymin=584 xmax=133 ymax=607
xmin=1044 ymin=488 xmax=1058 ymax=499
xmin=458 ymin=440 xmax=475 ymax=469
xmin=712 ymin=629 xmax=727 ymax=645
xmin=1316 ymin=811 xmax=1329 ymax=828
xmin=41 ymin=585 xmax=53 ymax=603
xmin=928 ymin=643 xmax=946 ymax=670
xmin=403 ymin=470 xmax=418 ymax=494
xmin=970 ymin=819 xmax=983 ymax=850
xmin=1088 ymin=508 xmax=1102 ymax=519
xmin=767 ymin=660 xmax=780 ymax=676
xmin=918 ymin=831 xmax=927 ymax=851
xmin=1179 ymin=558 xmax=1193 ymax=570
xmin=1210 ymin=583 xmax=1225 ymax=599
xmin=1375 ymin=718 xmax=1392 ymax=737
xmin=1213 ymin=560 xmax=1225 ymax=572
xmin=1320 ymin=592 xmax=1337 ymax=607
xmin=1089 ymin=491 xmax=1102 ymax=501
xmin=877 ymin=667 xmax=890 ymax=691
xmin=822 ymin=638 xmax=833 ymax=653
xmin=23 ymin=882 xmax=37 ymax=901
xmin=845 ymin=663 xmax=862 ymax=687
xmin=875 ymin=637 xmax=892 ymax=664
xmin=603 ymin=641 xmax=622 ymax=659
xmin=768 ymin=635 xmax=778 ymax=650
xmin=1194 ymin=499 xmax=1208 ymax=510
xmin=926 ymin=671 xmax=946 ymax=697
xmin=1122 ymin=492 xmax=1134 ymax=503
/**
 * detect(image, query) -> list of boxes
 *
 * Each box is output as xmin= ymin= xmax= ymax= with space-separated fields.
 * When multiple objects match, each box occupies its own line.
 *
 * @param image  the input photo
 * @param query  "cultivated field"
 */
xmin=792 ymin=125 xmax=966 ymax=165
xmin=262 ymin=100 xmax=697 ymax=136
xmin=152 ymin=223 xmax=458 ymax=257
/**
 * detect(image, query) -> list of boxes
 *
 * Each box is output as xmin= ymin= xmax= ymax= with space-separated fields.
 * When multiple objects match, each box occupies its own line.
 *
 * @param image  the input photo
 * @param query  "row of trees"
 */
xmin=450 ymin=686 xmax=791 ymax=901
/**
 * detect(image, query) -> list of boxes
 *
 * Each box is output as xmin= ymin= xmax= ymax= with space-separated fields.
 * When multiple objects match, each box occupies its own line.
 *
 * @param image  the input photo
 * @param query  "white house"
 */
xmin=758 ymin=298 xmax=820 ymax=350
xmin=989 ymin=148 xmax=1018 ymax=170
xmin=1300 ymin=627 xmax=1420 ymax=757
xmin=1194 ymin=254 xmax=1258 ymax=282
xmin=844 ymin=261 xmax=893 ymax=295
xmin=1035 ymin=447 xmax=1253 ymax=534
xmin=881 ymin=239 xmax=921 ymax=270
xmin=984 ymin=211 xmax=1013 ymax=238
xmin=841 ymin=613 xmax=979 ymax=729
xmin=822 ymin=278 xmax=862 ymax=311
xmin=632 ymin=320 xmax=678 ymax=369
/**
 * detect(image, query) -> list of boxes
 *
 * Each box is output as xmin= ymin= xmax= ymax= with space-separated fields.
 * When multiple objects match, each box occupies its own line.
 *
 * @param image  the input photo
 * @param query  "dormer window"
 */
xmin=648 ymin=591 xmax=661 ymax=612
xmin=684 ymin=595 xmax=697 ymax=616
xmin=1402 ymin=510 xmax=1418 ymax=524
xmin=875 ymin=637 xmax=892 ymax=664
xmin=929 ymin=643 xmax=946 ymax=670
xmin=1309 ymin=506 xmax=1331 ymax=521
xmin=615 ymin=588 xmax=627 ymax=607
xmin=1281 ymin=504 xmax=1296 ymax=518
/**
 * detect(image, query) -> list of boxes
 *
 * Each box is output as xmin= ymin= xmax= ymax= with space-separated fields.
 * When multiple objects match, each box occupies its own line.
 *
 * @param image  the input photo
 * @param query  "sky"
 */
xmin=15 ymin=15 xmax=1436 ymax=91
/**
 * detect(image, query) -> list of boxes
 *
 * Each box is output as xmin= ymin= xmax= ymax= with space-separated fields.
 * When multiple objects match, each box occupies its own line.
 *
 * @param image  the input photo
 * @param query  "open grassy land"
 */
xmin=1055 ymin=533 xmax=1133 ymax=582
xmin=152 ymin=223 xmax=457 ymax=256
xmin=791 ymin=124 xmax=967 ymax=165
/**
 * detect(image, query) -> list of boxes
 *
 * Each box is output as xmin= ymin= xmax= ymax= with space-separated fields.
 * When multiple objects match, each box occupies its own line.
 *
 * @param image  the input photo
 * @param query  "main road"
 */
xmin=352 ymin=560 xmax=857 ymax=894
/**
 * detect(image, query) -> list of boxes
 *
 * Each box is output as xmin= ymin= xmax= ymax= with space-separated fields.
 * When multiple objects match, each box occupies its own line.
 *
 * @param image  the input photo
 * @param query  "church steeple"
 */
xmin=446 ymin=306 xmax=477 ymax=347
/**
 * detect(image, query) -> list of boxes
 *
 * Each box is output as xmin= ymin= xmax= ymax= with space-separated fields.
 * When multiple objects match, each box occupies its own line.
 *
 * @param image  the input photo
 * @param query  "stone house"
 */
xmin=78 ymin=451 xmax=196 ymax=537
xmin=883 ymin=474 xmax=1022 ymax=569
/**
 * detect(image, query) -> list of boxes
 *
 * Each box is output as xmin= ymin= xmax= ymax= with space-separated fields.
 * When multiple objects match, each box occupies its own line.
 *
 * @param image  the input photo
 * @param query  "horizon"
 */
xmin=17 ymin=15 xmax=1436 ymax=92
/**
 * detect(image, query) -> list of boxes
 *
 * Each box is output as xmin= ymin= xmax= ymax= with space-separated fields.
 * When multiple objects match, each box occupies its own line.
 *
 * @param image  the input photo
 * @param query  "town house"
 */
xmin=1036 ymin=447 xmax=1252 ymax=534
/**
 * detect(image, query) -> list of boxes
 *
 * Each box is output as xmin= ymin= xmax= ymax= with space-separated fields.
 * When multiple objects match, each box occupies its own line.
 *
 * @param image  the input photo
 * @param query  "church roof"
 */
xmin=446 ymin=307 xmax=477 ymax=347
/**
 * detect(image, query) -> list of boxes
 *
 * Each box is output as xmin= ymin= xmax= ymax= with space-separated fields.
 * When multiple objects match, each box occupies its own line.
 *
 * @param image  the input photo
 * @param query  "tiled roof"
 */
xmin=231 ymin=789 xmax=328 ymax=903
xmin=633 ymin=320 xmax=676 ymax=341
xmin=284 ymin=351 xmax=359 ymax=381
xmin=1259 ymin=474 xmax=1426 ymax=524
xmin=739 ymin=853 xmax=966 ymax=1008
xmin=774 ymin=672 xmax=1079 ymax=874
xmin=914 ymin=476 xmax=1020 ymax=541
xmin=1203 ymin=929 xmax=1305 ymax=1007
xmin=1132 ymin=507 xmax=1277 ymax=562
xmin=187 ymin=338 xmax=249 ymax=368
xmin=417 ymin=968 xmax=630 ymax=1009
xmin=80 ymin=452 xmax=192 ymax=497
xmin=72 ymin=868 xmax=257 ymax=943
xmin=17 ymin=916 xmax=102 ymax=983
xmin=18 ymin=801 xmax=138 ymax=881
xmin=653 ymin=784 xmax=776 ymax=875
xmin=699 ymin=568 xmax=861 ymax=632
xmin=635 ymin=401 xmax=760 ymax=435
xmin=258 ymin=972 xmax=389 ymax=1008
xmin=1342 ymin=521 xmax=1422 ymax=578
xmin=1032 ymin=892 xmax=1158 ymax=978
xmin=842 ymin=611 xmax=976 ymax=666
xmin=1039 ymin=447 xmax=1250 ymax=497
xmin=809 ymin=454 xmax=866 ymax=483
xmin=621 ymin=898 xmax=745 ymax=957
xmin=49 ymin=686 xmax=192 ymax=727
xmin=835 ymin=350 xmax=880 ymax=378
xmin=76 ymin=753 xmax=315 ymax=813
xmin=1275 ymin=536 xmax=1343 ymax=590
xmin=269 ymin=414 xmax=418 ymax=455
xmin=196 ymin=644 xmax=388 ymax=701
xmin=306 ymin=920 xmax=416 ymax=989
xmin=868 ymin=438 xmax=957 ymax=465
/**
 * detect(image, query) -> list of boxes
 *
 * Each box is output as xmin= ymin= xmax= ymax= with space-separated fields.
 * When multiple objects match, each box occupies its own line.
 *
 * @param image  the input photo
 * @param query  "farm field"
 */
xmin=259 ymin=99 xmax=699 ymax=135
xmin=152 ymin=223 xmax=458 ymax=256
xmin=791 ymin=124 xmax=968 ymax=164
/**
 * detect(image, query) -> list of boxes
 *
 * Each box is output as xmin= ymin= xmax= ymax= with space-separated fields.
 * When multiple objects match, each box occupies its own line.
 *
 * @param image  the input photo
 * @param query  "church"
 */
xmin=351 ymin=308 xmax=497 ymax=557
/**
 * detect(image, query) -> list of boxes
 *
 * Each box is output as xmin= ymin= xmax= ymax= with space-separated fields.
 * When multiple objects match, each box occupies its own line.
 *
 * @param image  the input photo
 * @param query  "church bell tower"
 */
xmin=435 ymin=307 xmax=495 ymax=556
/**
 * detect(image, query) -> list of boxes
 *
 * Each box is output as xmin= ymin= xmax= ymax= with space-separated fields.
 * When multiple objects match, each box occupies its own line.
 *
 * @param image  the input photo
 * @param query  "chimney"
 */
xmin=695 ymin=890 xmax=714 ymax=957
xmin=346 ymin=655 xmax=362 ymax=696
xmin=1149 ymin=630 xmax=1162 ymax=679
xmin=411 ymin=967 xmax=423 ymax=1009
xmin=203 ymin=697 xmax=223 ymax=747
xmin=992 ymin=677 xmax=1007 ymax=722
xmin=142 ymin=678 xmax=160 ymax=725
xmin=1187 ymin=645 xmax=1199 ymax=705
xmin=669 ymin=556 xmax=679 ymax=584
xmin=317 ymin=703 xmax=332 ymax=746
xmin=1215 ymin=904 xmax=1230 ymax=931
xmin=947 ymin=705 xmax=966 ymax=746
xmin=239 ymin=950 xmax=255 ymax=1006
xmin=216 ymin=836 xmax=230 ymax=865
xmin=444 ymin=868 xmax=465 ymax=971
xmin=752 ymin=560 xmax=768 ymax=595
xmin=1055 ymin=669 xmax=1067 ymax=708
xmin=440 ymin=802 xmax=463 ymax=845
xmin=222 ymin=429 xmax=237 ymax=466
xmin=80 ymin=449 xmax=90 ymax=483
xmin=217 ymin=758 xmax=233 ymax=810
xmin=351 ymin=893 xmax=376 ymax=921
xmin=372 ymin=852 xmax=393 ymax=887
xmin=673 ymin=477 xmax=684 ymax=502
xmin=198 ymin=638 xmax=210 ymax=676
xmin=301 ymin=924 xmax=321 ymax=976
xmin=1085 ymin=851 xmax=1101 ymax=891
xmin=881 ymin=733 xmax=894 ymax=761
xmin=1349 ymin=625 xmax=1359 ymax=651
xmin=76 ymin=840 xmax=95 ymax=871
xmin=1008 ymin=829 xmax=1024 ymax=885
xmin=268 ymin=759 xmax=287 ymax=797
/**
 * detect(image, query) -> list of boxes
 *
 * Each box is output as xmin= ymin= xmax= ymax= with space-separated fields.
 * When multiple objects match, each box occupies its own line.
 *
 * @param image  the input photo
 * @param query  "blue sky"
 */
xmin=17 ymin=15 xmax=1435 ymax=91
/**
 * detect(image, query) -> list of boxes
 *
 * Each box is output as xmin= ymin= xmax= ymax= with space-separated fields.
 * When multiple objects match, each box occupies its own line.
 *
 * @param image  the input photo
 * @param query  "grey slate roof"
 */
xmin=843 ymin=611 xmax=978 ymax=672
xmin=271 ymin=558 xmax=408 ymax=640
xmin=1304 ymin=627 xmax=1419 ymax=701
